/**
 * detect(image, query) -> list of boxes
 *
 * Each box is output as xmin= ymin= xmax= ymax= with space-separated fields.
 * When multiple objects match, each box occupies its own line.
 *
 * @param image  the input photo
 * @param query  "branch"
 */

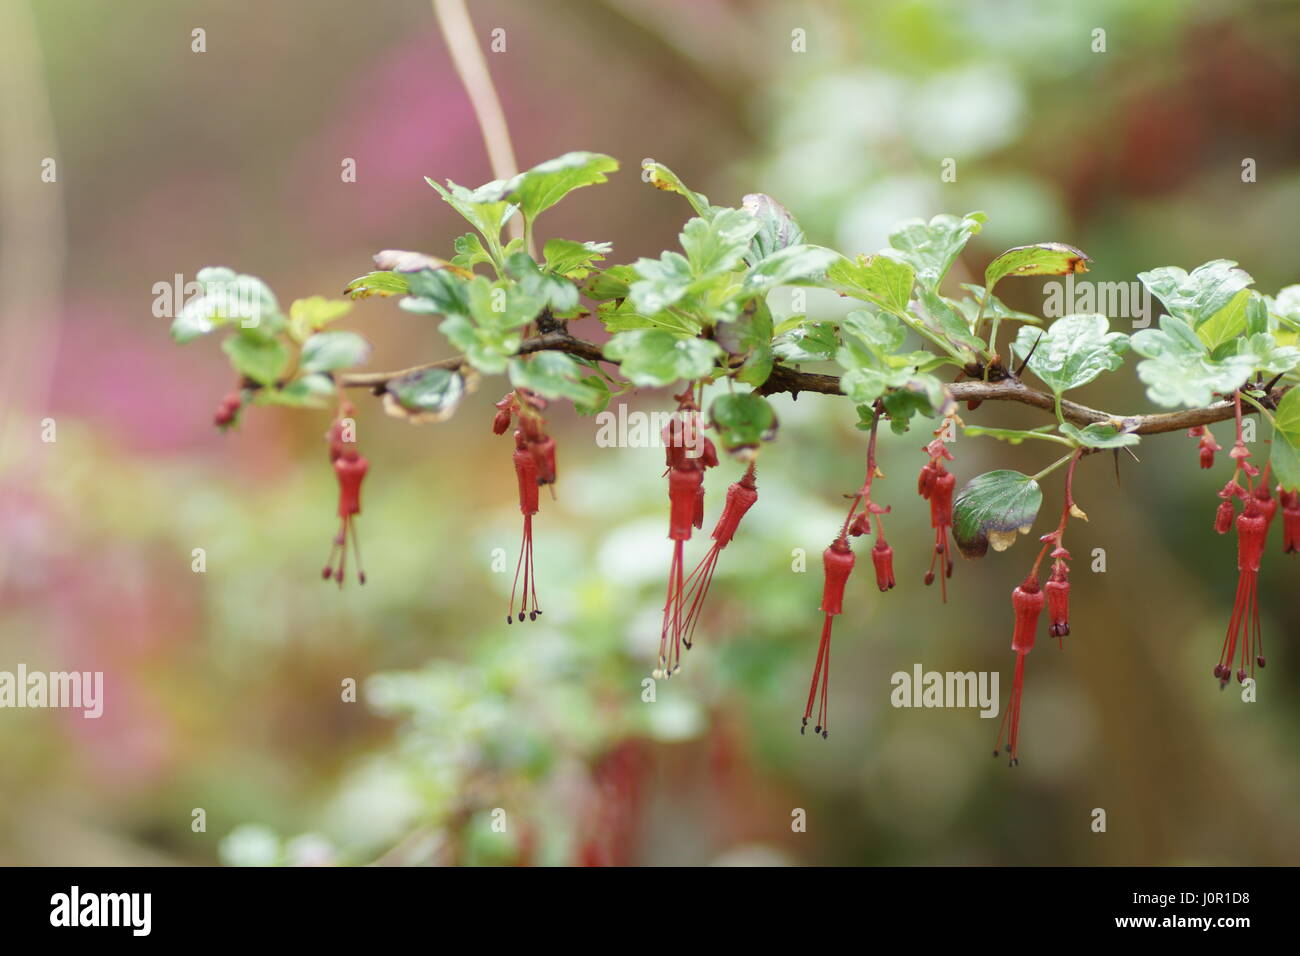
xmin=337 ymin=334 xmax=1286 ymax=437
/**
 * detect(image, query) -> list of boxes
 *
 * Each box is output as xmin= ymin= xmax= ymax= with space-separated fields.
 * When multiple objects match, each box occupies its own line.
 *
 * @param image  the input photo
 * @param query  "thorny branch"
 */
xmin=336 ymin=332 xmax=1289 ymax=438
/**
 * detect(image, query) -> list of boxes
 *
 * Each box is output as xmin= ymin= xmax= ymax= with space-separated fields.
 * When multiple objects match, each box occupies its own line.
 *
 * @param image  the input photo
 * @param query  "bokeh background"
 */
xmin=1 ymin=0 xmax=1298 ymax=865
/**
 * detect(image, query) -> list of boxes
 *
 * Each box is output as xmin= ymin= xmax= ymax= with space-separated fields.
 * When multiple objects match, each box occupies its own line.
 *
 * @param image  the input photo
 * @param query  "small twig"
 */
xmin=431 ymin=0 xmax=528 ymax=252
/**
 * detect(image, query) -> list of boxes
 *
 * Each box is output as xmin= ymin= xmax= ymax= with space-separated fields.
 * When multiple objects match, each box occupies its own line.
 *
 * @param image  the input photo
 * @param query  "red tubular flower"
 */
xmin=994 ymin=575 xmax=1043 ymax=766
xmin=1281 ymin=488 xmax=1300 ymax=554
xmin=802 ymin=536 xmax=855 ymax=739
xmin=1214 ymin=502 xmax=1268 ymax=687
xmin=1214 ymin=499 xmax=1235 ymax=534
xmin=507 ymin=431 xmax=543 ymax=624
xmin=1188 ymin=425 xmax=1221 ymax=469
xmin=213 ymin=391 xmax=242 ymax=429
xmin=679 ymin=464 xmax=759 ymax=652
xmin=870 ymin=537 xmax=895 ymax=591
xmin=917 ymin=435 xmax=956 ymax=600
xmin=924 ymin=467 xmax=956 ymax=599
xmin=322 ymin=438 xmax=369 ymax=588
xmin=1045 ymin=563 xmax=1070 ymax=639
xmin=1251 ymin=481 xmax=1277 ymax=531
xmin=492 ymin=390 xmax=556 ymax=622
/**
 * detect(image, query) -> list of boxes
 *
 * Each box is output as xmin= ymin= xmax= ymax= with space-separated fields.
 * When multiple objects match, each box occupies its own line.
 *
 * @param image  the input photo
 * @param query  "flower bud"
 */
xmin=1214 ymin=499 xmax=1234 ymax=534
xmin=871 ymin=538 xmax=895 ymax=591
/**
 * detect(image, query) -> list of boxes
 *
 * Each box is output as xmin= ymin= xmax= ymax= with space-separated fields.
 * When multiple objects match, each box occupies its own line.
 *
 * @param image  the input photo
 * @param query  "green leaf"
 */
xmin=681 ymin=207 xmax=760 ymax=276
xmin=842 ymin=309 xmax=906 ymax=354
xmin=709 ymin=392 xmax=778 ymax=452
xmin=1010 ymin=314 xmax=1129 ymax=396
xmin=427 ymin=177 xmax=518 ymax=245
xmin=222 ymin=334 xmax=289 ymax=386
xmin=964 ymin=424 xmax=1060 ymax=445
xmin=255 ymin=373 xmax=334 ymax=409
xmin=742 ymin=244 xmax=839 ymax=295
xmin=1271 ymin=426 xmax=1300 ymax=493
xmin=508 ymin=352 xmax=601 ymax=405
xmin=543 ymin=238 xmax=612 ymax=280
xmin=300 ymin=331 xmax=372 ymax=373
xmin=826 ymin=254 xmax=915 ymax=314
xmin=952 ymin=470 xmax=1043 ymax=558
xmin=883 ymin=211 xmax=986 ymax=291
xmin=289 ymin=296 xmax=352 ymax=343
xmin=1138 ymin=260 xmax=1254 ymax=328
xmin=507 ymin=151 xmax=619 ymax=221
xmin=172 ymin=267 xmax=282 ymax=342
xmin=503 ymin=253 xmax=582 ymax=318
xmin=773 ymin=322 xmax=838 ymax=362
xmin=641 ymin=160 xmax=714 ymax=216
xmin=1274 ymin=387 xmax=1300 ymax=445
xmin=451 ymin=233 xmax=493 ymax=272
xmin=879 ymin=374 xmax=948 ymax=433
xmin=1058 ymin=422 xmax=1140 ymax=449
xmin=1196 ymin=289 xmax=1254 ymax=351
xmin=344 ymin=270 xmax=410 ymax=300
xmin=1234 ymin=332 xmax=1300 ymax=376
xmin=736 ymin=344 xmax=774 ymax=387
xmin=742 ymin=193 xmax=804 ymax=262
xmin=401 ymin=268 xmax=471 ymax=317
xmin=602 ymin=330 xmax=723 ymax=387
xmin=917 ymin=287 xmax=984 ymax=353
xmin=629 ymin=208 xmax=759 ymax=316
xmin=983 ymin=242 xmax=1090 ymax=292
xmin=1130 ymin=315 xmax=1256 ymax=407
xmin=383 ymin=367 xmax=466 ymax=423
xmin=585 ymin=264 xmax=637 ymax=302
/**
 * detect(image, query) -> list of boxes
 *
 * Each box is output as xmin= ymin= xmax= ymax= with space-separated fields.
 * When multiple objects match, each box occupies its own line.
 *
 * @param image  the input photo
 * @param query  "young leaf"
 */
xmin=1138 ymin=260 xmax=1254 ymax=328
xmin=289 ymin=297 xmax=353 ymax=343
xmin=382 ymin=367 xmax=466 ymax=424
xmin=641 ymin=160 xmax=714 ymax=216
xmin=1010 ymin=314 xmax=1129 ymax=396
xmin=983 ymin=242 xmax=1090 ymax=292
xmin=709 ymin=392 xmax=778 ymax=453
xmin=1058 ymin=422 xmax=1141 ymax=449
xmin=507 ymin=152 xmax=618 ymax=222
xmin=373 ymin=249 xmax=473 ymax=278
xmin=742 ymin=193 xmax=805 ymax=262
xmin=300 ymin=331 xmax=372 ymax=373
xmin=543 ymin=238 xmax=612 ymax=280
xmin=222 ymin=335 xmax=289 ymax=386
xmin=882 ymin=211 xmax=986 ymax=291
xmin=826 ymin=254 xmax=915 ymax=314
xmin=427 ymin=177 xmax=518 ymax=245
xmin=344 ymin=271 xmax=410 ymax=300
xmin=952 ymin=470 xmax=1043 ymax=558
xmin=1196 ymin=289 xmax=1255 ymax=351
xmin=602 ymin=330 xmax=723 ymax=387
xmin=1130 ymin=315 xmax=1256 ymax=407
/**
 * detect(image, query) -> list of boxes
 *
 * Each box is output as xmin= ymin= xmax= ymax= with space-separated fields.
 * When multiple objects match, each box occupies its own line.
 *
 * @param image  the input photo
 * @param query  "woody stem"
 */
xmin=335 ymin=331 xmax=1292 ymax=437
